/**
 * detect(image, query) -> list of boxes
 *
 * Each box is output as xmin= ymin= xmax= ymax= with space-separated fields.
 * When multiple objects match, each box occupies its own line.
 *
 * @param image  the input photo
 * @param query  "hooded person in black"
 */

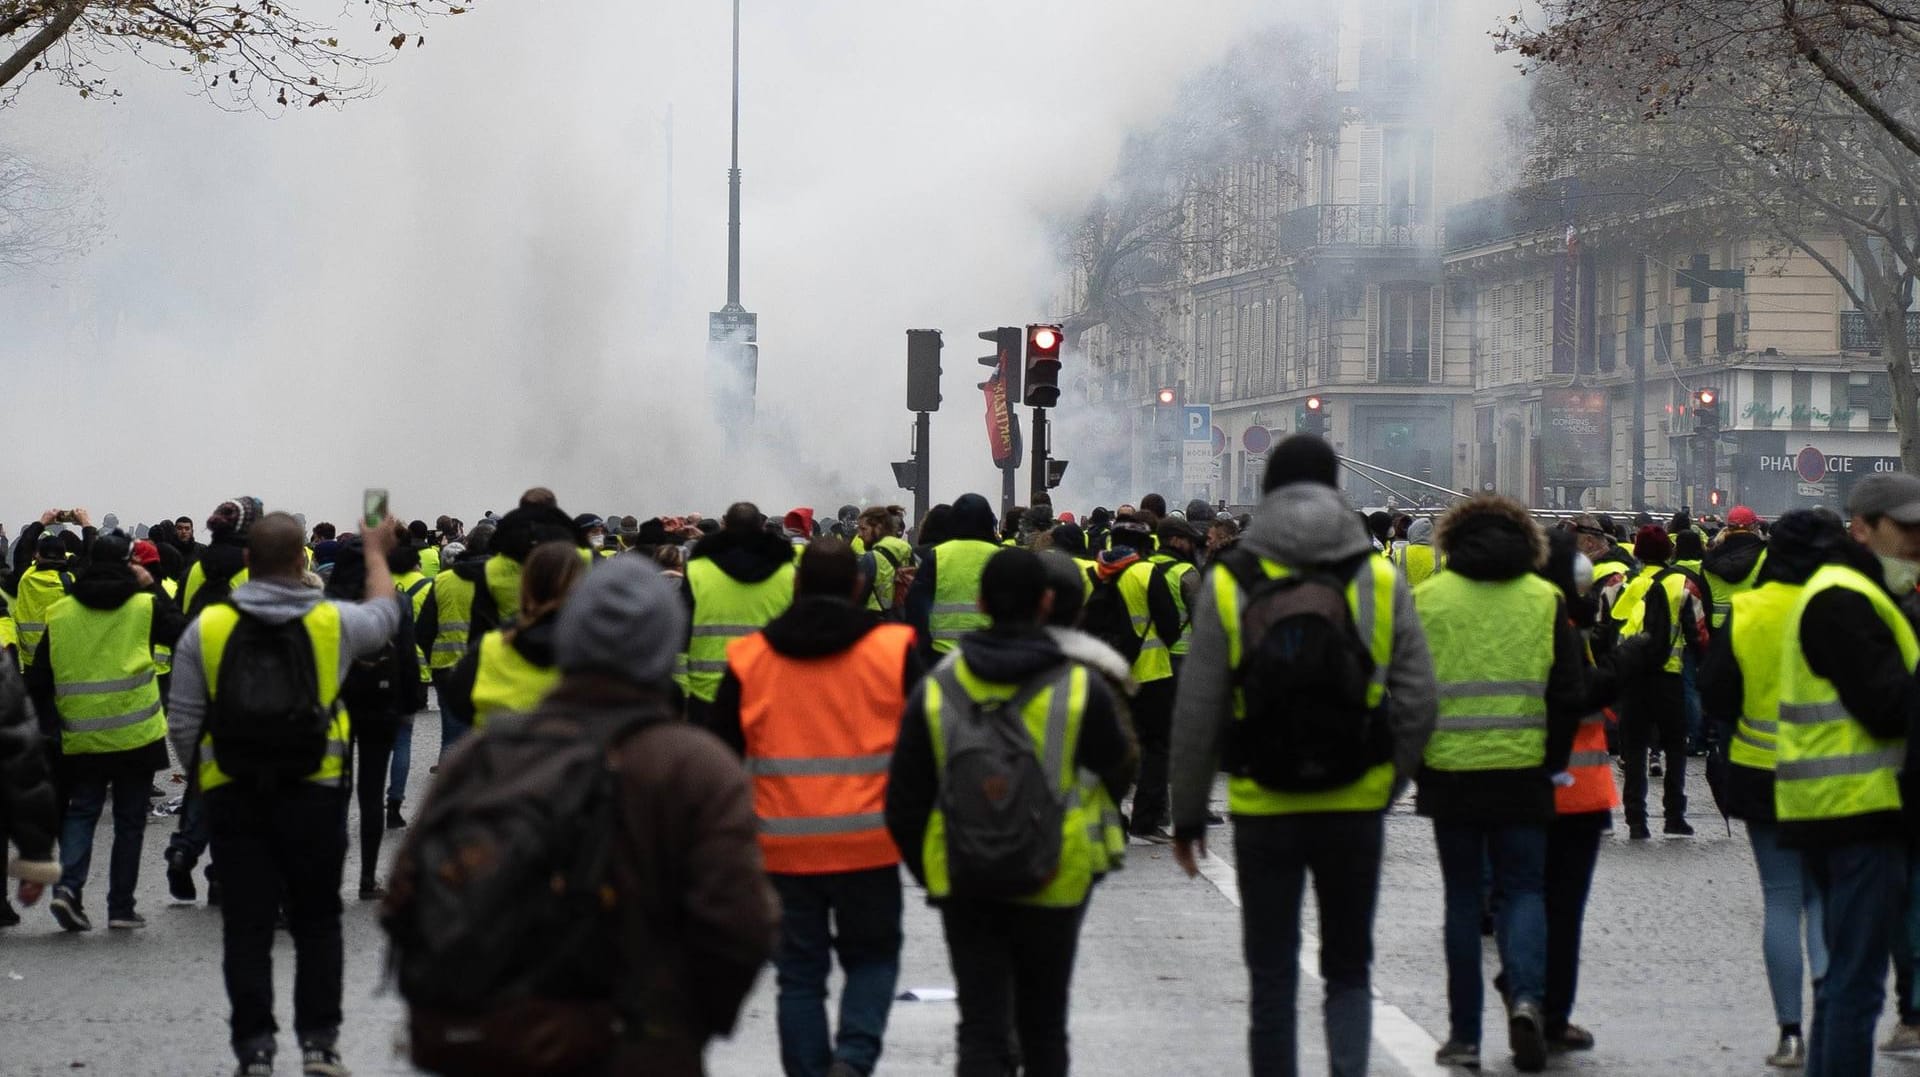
xmin=905 ymin=493 xmax=1001 ymax=664
xmin=26 ymin=530 xmax=186 ymax=931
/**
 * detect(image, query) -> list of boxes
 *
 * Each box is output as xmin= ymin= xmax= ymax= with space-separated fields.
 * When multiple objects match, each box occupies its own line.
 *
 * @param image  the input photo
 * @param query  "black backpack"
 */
xmin=382 ymin=708 xmax=661 ymax=1076
xmin=932 ymin=663 xmax=1072 ymax=900
xmin=206 ymin=610 xmax=335 ymax=786
xmin=1221 ymin=550 xmax=1387 ymax=792
xmin=1081 ymin=567 xmax=1149 ymax=665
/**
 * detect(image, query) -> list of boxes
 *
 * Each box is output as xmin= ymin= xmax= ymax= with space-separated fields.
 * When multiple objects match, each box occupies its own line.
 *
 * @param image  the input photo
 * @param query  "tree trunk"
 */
xmin=1885 ymin=306 xmax=1920 ymax=474
xmin=0 ymin=1 xmax=88 ymax=94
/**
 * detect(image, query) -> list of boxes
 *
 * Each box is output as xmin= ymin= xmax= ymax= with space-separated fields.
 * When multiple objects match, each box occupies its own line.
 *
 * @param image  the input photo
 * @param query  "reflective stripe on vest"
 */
xmin=921 ymin=657 xmax=1094 ymax=907
xmin=1416 ymin=571 xmax=1558 ymax=772
xmin=1218 ymin=554 xmax=1398 ymax=815
xmin=1556 ymin=708 xmax=1619 ymax=814
xmin=733 ymin=622 xmax=913 ymax=874
xmin=1775 ymin=563 xmax=1918 ymax=823
xmin=470 ymin=630 xmax=560 ymax=730
xmin=682 ymin=557 xmax=795 ymax=702
xmin=1708 ymin=548 xmax=1767 ymax=632
xmin=12 ymin=566 xmax=72 ymax=669
xmin=153 ymin=577 xmax=178 ymax=674
xmin=927 ymin=540 xmax=999 ymax=653
xmin=1727 ymin=582 xmax=1802 ymax=772
xmin=197 ymin=602 xmax=348 ymax=791
xmin=47 ymin=593 xmax=167 ymax=755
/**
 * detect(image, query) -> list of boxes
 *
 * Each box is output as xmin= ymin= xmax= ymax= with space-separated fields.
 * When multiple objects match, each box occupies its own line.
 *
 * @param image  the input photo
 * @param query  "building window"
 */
xmin=1684 ymin=316 xmax=1703 ymax=359
xmin=1383 ymin=128 xmax=1434 ymax=211
xmin=1381 ymin=283 xmax=1431 ymax=382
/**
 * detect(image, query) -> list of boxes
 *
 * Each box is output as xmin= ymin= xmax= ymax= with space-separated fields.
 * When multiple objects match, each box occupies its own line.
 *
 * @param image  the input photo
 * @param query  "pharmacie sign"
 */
xmin=1755 ymin=448 xmax=1901 ymax=483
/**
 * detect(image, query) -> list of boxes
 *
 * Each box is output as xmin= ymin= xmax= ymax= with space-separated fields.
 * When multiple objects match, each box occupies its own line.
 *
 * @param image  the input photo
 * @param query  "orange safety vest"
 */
xmin=731 ymin=621 xmax=915 ymax=875
xmin=1556 ymin=634 xmax=1621 ymax=815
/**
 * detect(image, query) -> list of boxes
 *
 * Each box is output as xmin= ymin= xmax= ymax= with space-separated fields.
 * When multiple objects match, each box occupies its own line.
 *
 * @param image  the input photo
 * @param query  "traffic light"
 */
xmin=906 ymin=329 xmax=943 ymax=412
xmin=1298 ymin=395 xmax=1327 ymax=437
xmin=977 ymin=327 xmax=1022 ymax=399
xmin=1045 ymin=459 xmax=1070 ymax=489
xmin=1692 ymin=388 xmax=1720 ymax=432
xmin=1024 ymin=324 xmax=1063 ymax=408
xmin=1156 ymin=386 xmax=1177 ymax=406
xmin=890 ymin=460 xmax=916 ymax=492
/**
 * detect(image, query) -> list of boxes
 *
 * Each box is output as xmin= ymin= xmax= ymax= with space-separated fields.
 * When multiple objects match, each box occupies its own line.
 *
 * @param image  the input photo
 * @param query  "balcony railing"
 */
xmin=1280 ymin=203 xmax=1443 ymax=252
xmin=1842 ymin=310 xmax=1920 ymax=352
xmin=1382 ymin=349 xmax=1430 ymax=384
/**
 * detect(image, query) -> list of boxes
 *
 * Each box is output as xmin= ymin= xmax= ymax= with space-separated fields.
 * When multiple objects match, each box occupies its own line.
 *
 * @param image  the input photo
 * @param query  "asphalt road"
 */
xmin=0 ymin=713 xmax=1899 ymax=1076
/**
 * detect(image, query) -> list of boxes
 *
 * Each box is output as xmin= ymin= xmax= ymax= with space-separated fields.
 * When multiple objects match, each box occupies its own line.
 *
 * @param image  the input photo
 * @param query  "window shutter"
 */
xmin=1365 ymin=284 xmax=1381 ymax=382
xmin=1430 ymin=284 xmax=1445 ymax=383
xmin=1358 ymin=128 xmax=1383 ymax=205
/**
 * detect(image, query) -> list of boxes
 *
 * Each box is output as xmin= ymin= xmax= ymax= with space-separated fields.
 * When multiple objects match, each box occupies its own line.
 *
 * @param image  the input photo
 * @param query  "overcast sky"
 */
xmin=0 ymin=0 xmax=1521 ymax=531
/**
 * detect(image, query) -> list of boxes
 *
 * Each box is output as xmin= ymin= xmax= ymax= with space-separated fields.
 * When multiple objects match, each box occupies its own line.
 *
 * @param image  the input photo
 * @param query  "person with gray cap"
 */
xmin=406 ymin=556 xmax=778 ymax=1075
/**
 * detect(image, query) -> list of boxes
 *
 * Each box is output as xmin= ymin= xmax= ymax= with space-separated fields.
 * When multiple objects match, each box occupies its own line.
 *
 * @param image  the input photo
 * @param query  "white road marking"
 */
xmin=1193 ymin=850 xmax=1452 ymax=1077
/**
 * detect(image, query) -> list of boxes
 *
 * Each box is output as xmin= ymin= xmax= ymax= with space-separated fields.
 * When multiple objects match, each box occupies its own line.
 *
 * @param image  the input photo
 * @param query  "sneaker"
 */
xmin=49 ymin=887 xmax=91 ymax=933
xmin=1649 ymin=759 xmax=1664 ymax=777
xmin=385 ymin=801 xmax=407 ymax=830
xmin=166 ymin=850 xmax=198 ymax=905
xmin=300 ymin=1045 xmax=350 ymax=1076
xmin=1548 ymin=1022 xmax=1595 ymax=1051
xmin=1434 ymin=1041 xmax=1481 ymax=1069
xmin=1882 ymin=1023 xmax=1920 ymax=1054
xmin=107 ymin=911 xmax=147 ymax=930
xmin=1771 ymin=1031 xmax=1808 ymax=1067
xmin=1509 ymin=1000 xmax=1548 ymax=1073
xmin=1628 ymin=823 xmax=1652 ymax=840
xmin=1664 ymin=817 xmax=1696 ymax=836
xmin=234 ymin=1055 xmax=274 ymax=1077
xmin=1129 ymin=826 xmax=1174 ymax=845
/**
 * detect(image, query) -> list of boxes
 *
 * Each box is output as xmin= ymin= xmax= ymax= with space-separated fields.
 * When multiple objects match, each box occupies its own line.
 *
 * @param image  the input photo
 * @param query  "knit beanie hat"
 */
xmin=1633 ymin=525 xmax=1673 ymax=563
xmin=555 ymin=557 xmax=686 ymax=687
xmin=207 ymin=496 xmax=263 ymax=538
xmin=1263 ymin=435 xmax=1339 ymax=493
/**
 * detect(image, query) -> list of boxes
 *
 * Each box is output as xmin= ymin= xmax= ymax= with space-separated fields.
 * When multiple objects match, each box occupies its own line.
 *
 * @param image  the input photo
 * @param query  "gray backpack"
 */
xmin=933 ymin=663 xmax=1074 ymax=900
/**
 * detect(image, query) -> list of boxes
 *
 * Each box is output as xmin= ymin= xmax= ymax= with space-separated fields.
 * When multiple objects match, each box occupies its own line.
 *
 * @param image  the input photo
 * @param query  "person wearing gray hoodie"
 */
xmin=1168 ymin=435 xmax=1438 ymax=1077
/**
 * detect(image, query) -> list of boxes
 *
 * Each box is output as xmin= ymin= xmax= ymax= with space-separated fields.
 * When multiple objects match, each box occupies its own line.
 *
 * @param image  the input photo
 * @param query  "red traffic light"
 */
xmin=1306 ymin=395 xmax=1324 ymax=411
xmin=1695 ymin=389 xmax=1716 ymax=406
xmin=1156 ymin=387 xmax=1177 ymax=405
xmin=1030 ymin=326 xmax=1059 ymax=352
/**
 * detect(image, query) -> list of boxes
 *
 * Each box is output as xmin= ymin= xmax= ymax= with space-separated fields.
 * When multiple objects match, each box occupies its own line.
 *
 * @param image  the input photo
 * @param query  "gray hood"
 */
xmin=1245 ymin=484 xmax=1373 ymax=567
xmin=229 ymin=578 xmax=324 ymax=625
xmin=1046 ymin=626 xmax=1137 ymax=697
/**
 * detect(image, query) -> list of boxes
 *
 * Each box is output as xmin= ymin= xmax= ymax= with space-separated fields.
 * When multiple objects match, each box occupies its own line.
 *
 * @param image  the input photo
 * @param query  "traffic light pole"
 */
xmin=913 ymin=410 xmax=931 ymax=531
xmin=1029 ymin=406 xmax=1049 ymax=509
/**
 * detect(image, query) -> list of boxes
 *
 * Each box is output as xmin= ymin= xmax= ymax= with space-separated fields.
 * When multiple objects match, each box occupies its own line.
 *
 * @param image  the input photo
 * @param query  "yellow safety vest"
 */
xmin=682 ymin=558 xmax=795 ymax=702
xmin=1119 ymin=560 xmax=1174 ymax=683
xmin=1218 ymin=554 xmax=1398 ymax=814
xmin=427 ymin=568 xmax=477 ymax=671
xmin=1775 ymin=564 xmax=1918 ymax=824
xmin=1619 ymin=567 xmax=1691 ymax=673
xmin=865 ymin=535 xmax=914 ymax=613
xmin=153 ymin=578 xmax=178 ymax=675
xmin=46 ymin=593 xmax=166 ymax=756
xmin=1151 ymin=555 xmax=1197 ymax=657
xmin=1416 ymin=570 xmax=1558 ymax=772
xmin=484 ymin=556 xmax=522 ymax=624
xmin=927 ymin=540 xmax=999 ymax=654
xmin=418 ymin=546 xmax=442 ymax=578
xmin=1400 ymin=544 xmax=1437 ymax=587
xmin=1727 ymin=582 xmax=1802 ymax=772
xmin=182 ymin=562 xmax=249 ymax=614
xmin=196 ymin=602 xmax=349 ymax=791
xmin=395 ymin=572 xmax=434 ymax=684
xmin=921 ymin=657 xmax=1097 ymax=907
xmin=1708 ymin=549 xmax=1767 ymax=632
xmin=470 ymin=630 xmax=561 ymax=730
xmin=12 ymin=565 xmax=72 ymax=669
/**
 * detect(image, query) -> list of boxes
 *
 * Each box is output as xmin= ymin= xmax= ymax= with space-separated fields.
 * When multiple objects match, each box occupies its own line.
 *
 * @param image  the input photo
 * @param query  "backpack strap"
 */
xmin=404 ymin=578 xmax=433 ymax=601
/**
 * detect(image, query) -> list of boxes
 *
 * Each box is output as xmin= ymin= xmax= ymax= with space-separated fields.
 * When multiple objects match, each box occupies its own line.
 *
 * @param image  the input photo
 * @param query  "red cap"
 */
xmin=1059 ymin=511 xmax=1076 ymax=524
xmin=1726 ymin=506 xmax=1759 ymax=528
xmin=131 ymin=540 xmax=160 ymax=566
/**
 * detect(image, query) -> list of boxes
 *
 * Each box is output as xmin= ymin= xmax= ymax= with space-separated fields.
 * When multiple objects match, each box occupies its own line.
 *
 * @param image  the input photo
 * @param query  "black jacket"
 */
xmin=707 ymin=595 xmax=925 ymax=754
xmin=885 ymin=625 xmax=1136 ymax=891
xmin=1701 ymin=531 xmax=1766 ymax=595
xmin=1414 ymin=512 xmax=1588 ymax=825
xmin=0 ymin=659 xmax=57 ymax=876
xmin=27 ymin=564 xmax=186 ymax=779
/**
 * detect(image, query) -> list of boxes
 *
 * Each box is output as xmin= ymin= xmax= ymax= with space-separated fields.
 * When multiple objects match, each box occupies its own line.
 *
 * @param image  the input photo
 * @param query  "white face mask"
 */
xmin=1880 ymin=553 xmax=1920 ymax=594
xmin=588 ymin=533 xmax=605 ymax=549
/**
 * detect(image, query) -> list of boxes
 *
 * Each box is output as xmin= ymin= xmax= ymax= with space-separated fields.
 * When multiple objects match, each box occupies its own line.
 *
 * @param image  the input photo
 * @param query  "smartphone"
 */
xmin=363 ymin=488 xmax=389 ymax=530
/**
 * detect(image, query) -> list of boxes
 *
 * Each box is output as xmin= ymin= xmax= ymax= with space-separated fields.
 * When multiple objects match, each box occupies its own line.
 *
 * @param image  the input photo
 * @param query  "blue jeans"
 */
xmin=1682 ymin=650 xmax=1704 ymax=750
xmin=1804 ymin=839 xmax=1904 ymax=1077
xmin=1434 ymin=819 xmax=1548 ymax=1046
xmin=387 ymin=713 xmax=414 ymax=803
xmin=432 ymin=670 xmax=469 ymax=759
xmin=59 ymin=774 xmax=151 ymax=918
xmin=1236 ymin=812 xmax=1383 ymax=1077
xmin=1748 ymin=821 xmax=1828 ymax=1028
xmin=769 ymin=867 xmax=903 ymax=1077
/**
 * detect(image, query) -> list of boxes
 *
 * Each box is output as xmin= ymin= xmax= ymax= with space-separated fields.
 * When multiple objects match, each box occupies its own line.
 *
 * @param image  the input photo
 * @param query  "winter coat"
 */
xmin=0 ymin=660 xmax=58 ymax=885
